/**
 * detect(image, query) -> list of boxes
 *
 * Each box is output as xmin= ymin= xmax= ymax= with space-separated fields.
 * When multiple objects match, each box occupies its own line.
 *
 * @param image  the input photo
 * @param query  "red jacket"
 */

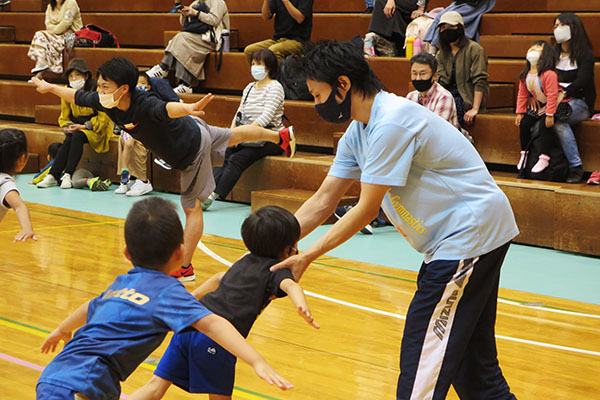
xmin=516 ymin=70 xmax=559 ymax=116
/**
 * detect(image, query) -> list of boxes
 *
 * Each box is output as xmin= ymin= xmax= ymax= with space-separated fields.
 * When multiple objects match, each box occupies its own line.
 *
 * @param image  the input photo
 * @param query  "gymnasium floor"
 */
xmin=1 ymin=174 xmax=599 ymax=399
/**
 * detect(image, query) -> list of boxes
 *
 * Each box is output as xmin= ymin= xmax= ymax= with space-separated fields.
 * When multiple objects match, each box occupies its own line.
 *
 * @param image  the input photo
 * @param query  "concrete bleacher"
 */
xmin=0 ymin=1 xmax=599 ymax=255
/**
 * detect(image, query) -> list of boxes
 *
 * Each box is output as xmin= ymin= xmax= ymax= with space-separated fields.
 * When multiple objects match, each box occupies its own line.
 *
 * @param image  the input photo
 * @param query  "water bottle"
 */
xmin=405 ymin=37 xmax=415 ymax=59
xmin=363 ymin=33 xmax=375 ymax=57
xmin=413 ymin=38 xmax=422 ymax=56
xmin=221 ymin=29 xmax=230 ymax=52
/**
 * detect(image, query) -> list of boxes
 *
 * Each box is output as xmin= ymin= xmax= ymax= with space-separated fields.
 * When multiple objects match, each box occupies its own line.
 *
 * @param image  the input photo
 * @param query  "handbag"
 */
xmin=555 ymin=102 xmax=572 ymax=122
xmin=182 ymin=2 xmax=211 ymax=34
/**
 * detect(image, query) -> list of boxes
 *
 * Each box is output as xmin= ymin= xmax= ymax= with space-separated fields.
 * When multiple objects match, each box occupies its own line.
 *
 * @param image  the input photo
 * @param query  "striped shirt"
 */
xmin=237 ymin=80 xmax=285 ymax=130
xmin=406 ymin=82 xmax=460 ymax=129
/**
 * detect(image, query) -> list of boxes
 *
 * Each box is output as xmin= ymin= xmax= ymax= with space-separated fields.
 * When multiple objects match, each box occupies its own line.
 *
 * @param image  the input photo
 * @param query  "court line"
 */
xmin=0 ymin=221 xmax=122 ymax=234
xmin=197 ymin=241 xmax=600 ymax=357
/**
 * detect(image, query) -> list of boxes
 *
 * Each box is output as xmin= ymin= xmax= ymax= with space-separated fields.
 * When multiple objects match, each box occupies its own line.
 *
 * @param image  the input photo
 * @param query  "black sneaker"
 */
xmin=363 ymin=7 xmax=373 ymax=13
xmin=334 ymin=205 xmax=373 ymax=234
xmin=566 ymin=165 xmax=584 ymax=183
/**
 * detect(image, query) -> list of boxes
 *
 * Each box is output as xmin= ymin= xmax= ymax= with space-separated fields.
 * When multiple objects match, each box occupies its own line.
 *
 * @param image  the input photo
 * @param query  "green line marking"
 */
xmin=0 ymin=316 xmax=50 ymax=333
xmin=233 ymin=386 xmax=282 ymax=400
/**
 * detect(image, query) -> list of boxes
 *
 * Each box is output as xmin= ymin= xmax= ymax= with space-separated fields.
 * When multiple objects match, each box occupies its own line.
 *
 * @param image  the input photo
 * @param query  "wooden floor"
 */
xmin=1 ymin=203 xmax=599 ymax=399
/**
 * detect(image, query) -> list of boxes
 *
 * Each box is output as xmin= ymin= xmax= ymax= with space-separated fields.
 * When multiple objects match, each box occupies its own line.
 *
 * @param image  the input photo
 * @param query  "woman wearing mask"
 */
xmin=203 ymin=49 xmax=285 ymax=210
xmin=28 ymin=0 xmax=82 ymax=77
xmin=36 ymin=59 xmax=114 ymax=189
xmin=435 ymin=11 xmax=489 ymax=127
xmin=146 ymin=0 xmax=229 ymax=94
xmin=550 ymin=12 xmax=595 ymax=183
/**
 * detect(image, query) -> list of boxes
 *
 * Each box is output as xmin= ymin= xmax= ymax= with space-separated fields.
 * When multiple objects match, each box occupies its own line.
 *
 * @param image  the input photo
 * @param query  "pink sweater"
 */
xmin=516 ymin=70 xmax=559 ymax=116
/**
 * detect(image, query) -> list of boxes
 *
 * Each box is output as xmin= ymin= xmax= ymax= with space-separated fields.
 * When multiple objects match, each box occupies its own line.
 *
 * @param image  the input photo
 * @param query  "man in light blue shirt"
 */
xmin=272 ymin=41 xmax=518 ymax=400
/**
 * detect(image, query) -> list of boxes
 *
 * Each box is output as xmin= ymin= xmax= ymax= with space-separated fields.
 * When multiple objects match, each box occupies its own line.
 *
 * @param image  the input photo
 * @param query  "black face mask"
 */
xmin=315 ymin=86 xmax=352 ymax=123
xmin=440 ymin=28 xmax=461 ymax=44
xmin=412 ymin=78 xmax=434 ymax=92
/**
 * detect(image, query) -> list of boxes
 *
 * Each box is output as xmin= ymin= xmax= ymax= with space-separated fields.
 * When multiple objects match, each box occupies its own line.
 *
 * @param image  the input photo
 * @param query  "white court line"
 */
xmin=497 ymin=299 xmax=600 ymax=319
xmin=197 ymin=241 xmax=600 ymax=357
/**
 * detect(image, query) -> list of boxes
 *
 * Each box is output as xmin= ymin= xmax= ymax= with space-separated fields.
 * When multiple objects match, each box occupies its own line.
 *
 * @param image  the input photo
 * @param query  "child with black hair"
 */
xmin=0 ymin=128 xmax=37 ymax=242
xmin=29 ymin=141 xmax=61 ymax=185
xmin=129 ymin=205 xmax=318 ymax=400
xmin=515 ymin=40 xmax=560 ymax=175
xmin=37 ymin=198 xmax=292 ymax=400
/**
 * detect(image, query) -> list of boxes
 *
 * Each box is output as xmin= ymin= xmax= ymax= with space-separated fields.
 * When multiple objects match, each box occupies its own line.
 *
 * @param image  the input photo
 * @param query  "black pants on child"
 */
xmin=50 ymin=130 xmax=89 ymax=180
xmin=519 ymin=113 xmax=553 ymax=152
xmin=212 ymin=143 xmax=283 ymax=199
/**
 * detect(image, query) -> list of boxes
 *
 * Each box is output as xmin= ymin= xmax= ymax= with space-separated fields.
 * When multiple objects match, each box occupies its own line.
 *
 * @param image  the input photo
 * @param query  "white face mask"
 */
xmin=526 ymin=51 xmax=541 ymax=65
xmin=69 ymin=79 xmax=85 ymax=90
xmin=554 ymin=25 xmax=571 ymax=44
xmin=99 ymin=87 xmax=125 ymax=109
xmin=251 ymin=65 xmax=268 ymax=81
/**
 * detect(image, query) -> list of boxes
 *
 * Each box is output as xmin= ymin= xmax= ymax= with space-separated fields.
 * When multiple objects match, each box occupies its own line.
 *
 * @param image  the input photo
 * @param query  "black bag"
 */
xmin=279 ymin=55 xmax=313 ymax=101
xmin=74 ymin=24 xmax=120 ymax=48
xmin=182 ymin=2 xmax=211 ymax=34
xmin=555 ymin=102 xmax=572 ymax=121
xmin=521 ymin=122 xmax=568 ymax=182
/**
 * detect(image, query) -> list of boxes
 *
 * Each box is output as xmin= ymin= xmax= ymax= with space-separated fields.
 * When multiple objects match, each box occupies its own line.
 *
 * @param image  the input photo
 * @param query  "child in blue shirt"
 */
xmin=37 ymin=197 xmax=292 ymax=400
xmin=129 ymin=205 xmax=319 ymax=400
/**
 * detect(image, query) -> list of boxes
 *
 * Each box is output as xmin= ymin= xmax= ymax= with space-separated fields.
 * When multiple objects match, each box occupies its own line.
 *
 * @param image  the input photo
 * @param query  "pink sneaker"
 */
xmin=517 ymin=151 xmax=527 ymax=170
xmin=587 ymin=170 xmax=600 ymax=185
xmin=531 ymin=155 xmax=550 ymax=173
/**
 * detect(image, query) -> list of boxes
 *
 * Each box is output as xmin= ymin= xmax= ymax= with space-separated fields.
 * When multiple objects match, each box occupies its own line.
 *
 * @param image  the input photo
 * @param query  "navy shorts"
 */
xmin=36 ymin=383 xmax=88 ymax=400
xmin=155 ymin=331 xmax=237 ymax=395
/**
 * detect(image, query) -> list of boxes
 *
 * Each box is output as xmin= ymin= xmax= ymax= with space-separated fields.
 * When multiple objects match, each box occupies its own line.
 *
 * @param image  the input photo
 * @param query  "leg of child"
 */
xmin=182 ymin=200 xmax=204 ymax=268
xmin=518 ymin=114 xmax=538 ymax=170
xmin=129 ymin=374 xmax=172 ymax=400
xmin=118 ymin=135 xmax=133 ymax=181
xmin=71 ymin=169 xmax=93 ymax=189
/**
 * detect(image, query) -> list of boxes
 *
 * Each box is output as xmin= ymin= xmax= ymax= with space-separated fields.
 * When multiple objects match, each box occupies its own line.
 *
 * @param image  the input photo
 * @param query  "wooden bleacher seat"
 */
xmin=0 ymin=26 xmax=15 ymax=42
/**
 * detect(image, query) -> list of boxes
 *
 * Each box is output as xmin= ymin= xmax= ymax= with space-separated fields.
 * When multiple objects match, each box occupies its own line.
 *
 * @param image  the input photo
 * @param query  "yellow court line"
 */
xmin=0 ymin=319 xmax=47 ymax=338
xmin=0 ymin=221 xmax=122 ymax=234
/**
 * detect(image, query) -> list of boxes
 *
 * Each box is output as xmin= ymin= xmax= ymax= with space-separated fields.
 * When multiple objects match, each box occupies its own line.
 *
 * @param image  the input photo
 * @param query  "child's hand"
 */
xmin=41 ymin=328 xmax=72 ymax=353
xmin=31 ymin=77 xmax=53 ymax=93
xmin=184 ymin=93 xmax=214 ymax=117
xmin=515 ymin=114 xmax=523 ymax=127
xmin=545 ymin=115 xmax=555 ymax=128
xmin=14 ymin=230 xmax=37 ymax=242
xmin=297 ymin=305 xmax=320 ymax=329
xmin=557 ymin=90 xmax=566 ymax=104
xmin=253 ymin=360 xmax=293 ymax=391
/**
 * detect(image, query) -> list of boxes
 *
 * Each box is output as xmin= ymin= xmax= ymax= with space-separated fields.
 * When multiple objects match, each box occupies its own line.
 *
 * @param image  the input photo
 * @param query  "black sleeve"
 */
xmin=74 ymin=90 xmax=104 ymax=111
xmin=269 ymin=0 xmax=276 ymax=15
xmin=296 ymin=0 xmax=313 ymax=17
xmin=140 ymin=93 xmax=170 ymax=122
xmin=267 ymin=268 xmax=295 ymax=298
xmin=565 ymin=50 xmax=595 ymax=98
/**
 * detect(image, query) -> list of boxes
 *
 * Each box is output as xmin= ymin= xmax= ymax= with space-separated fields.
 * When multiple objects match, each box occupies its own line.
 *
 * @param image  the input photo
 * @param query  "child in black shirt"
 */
xmin=129 ymin=205 xmax=318 ymax=399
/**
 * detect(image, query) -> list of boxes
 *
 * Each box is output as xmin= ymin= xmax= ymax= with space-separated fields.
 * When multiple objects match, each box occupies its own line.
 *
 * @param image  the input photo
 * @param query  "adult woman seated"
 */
xmin=435 ymin=11 xmax=488 ymax=127
xmin=147 ymin=0 xmax=229 ymax=94
xmin=28 ymin=0 xmax=82 ymax=77
xmin=203 ymin=49 xmax=285 ymax=210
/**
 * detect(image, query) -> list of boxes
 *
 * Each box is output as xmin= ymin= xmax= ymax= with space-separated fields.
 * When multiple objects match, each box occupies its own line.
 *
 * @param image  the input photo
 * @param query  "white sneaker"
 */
xmin=36 ymin=174 xmax=58 ymax=188
xmin=114 ymin=181 xmax=133 ymax=194
xmin=126 ymin=180 xmax=153 ymax=197
xmin=147 ymin=64 xmax=168 ymax=78
xmin=60 ymin=173 xmax=73 ymax=189
xmin=31 ymin=64 xmax=49 ymax=74
xmin=173 ymin=84 xmax=192 ymax=94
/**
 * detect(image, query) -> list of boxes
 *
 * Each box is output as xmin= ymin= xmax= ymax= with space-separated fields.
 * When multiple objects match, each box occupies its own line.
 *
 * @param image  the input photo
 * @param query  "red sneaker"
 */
xmin=169 ymin=264 xmax=195 ymax=282
xmin=279 ymin=126 xmax=296 ymax=158
xmin=587 ymin=170 xmax=600 ymax=185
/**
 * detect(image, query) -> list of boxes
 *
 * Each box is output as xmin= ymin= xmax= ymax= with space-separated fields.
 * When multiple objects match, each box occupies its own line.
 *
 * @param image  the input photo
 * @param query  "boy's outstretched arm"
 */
xmin=279 ymin=278 xmax=320 ymax=329
xmin=41 ymin=300 xmax=90 ymax=353
xmin=192 ymin=314 xmax=293 ymax=391
xmin=4 ymin=191 xmax=36 ymax=242
xmin=31 ymin=77 xmax=76 ymax=104
xmin=165 ymin=93 xmax=214 ymax=118
xmin=191 ymin=271 xmax=225 ymax=300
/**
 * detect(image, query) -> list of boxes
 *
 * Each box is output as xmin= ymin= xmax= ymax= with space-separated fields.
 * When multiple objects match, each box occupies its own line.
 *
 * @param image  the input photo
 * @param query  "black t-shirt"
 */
xmin=200 ymin=253 xmax=294 ymax=338
xmin=75 ymin=90 xmax=202 ymax=170
xmin=269 ymin=0 xmax=313 ymax=43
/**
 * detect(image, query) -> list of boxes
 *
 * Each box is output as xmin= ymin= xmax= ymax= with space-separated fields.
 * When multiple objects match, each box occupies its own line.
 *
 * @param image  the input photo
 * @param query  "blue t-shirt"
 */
xmin=38 ymin=267 xmax=212 ymax=400
xmin=329 ymin=91 xmax=518 ymax=263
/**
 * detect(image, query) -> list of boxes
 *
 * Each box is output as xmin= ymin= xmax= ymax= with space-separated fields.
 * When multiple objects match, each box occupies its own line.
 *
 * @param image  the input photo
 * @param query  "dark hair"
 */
xmin=47 ymin=142 xmax=62 ymax=160
xmin=0 ymin=129 xmax=28 ymax=174
xmin=439 ymin=24 xmax=468 ymax=54
xmin=554 ymin=12 xmax=593 ymax=64
xmin=519 ymin=41 xmax=556 ymax=82
xmin=410 ymin=53 xmax=438 ymax=73
xmin=303 ymin=41 xmax=384 ymax=98
xmin=138 ymin=71 xmax=151 ymax=86
xmin=124 ymin=197 xmax=184 ymax=270
xmin=49 ymin=0 xmax=58 ymax=10
xmin=241 ymin=206 xmax=300 ymax=259
xmin=97 ymin=57 xmax=139 ymax=94
xmin=251 ymin=49 xmax=279 ymax=79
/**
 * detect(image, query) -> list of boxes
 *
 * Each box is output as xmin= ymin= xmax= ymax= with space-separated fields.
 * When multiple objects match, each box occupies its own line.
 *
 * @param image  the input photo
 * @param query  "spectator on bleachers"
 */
xmin=243 ymin=0 xmax=314 ymax=64
xmin=29 ymin=142 xmax=61 ymax=185
xmin=515 ymin=41 xmax=559 ymax=176
xmin=205 ymin=49 xmax=285 ymax=210
xmin=36 ymin=58 xmax=114 ymax=189
xmin=550 ymin=12 xmax=595 ymax=183
xmin=435 ymin=11 xmax=488 ymax=127
xmin=168 ymin=0 xmax=183 ymax=14
xmin=364 ymin=0 xmax=374 ymax=14
xmin=147 ymin=0 xmax=229 ymax=94
xmin=364 ymin=0 xmax=426 ymax=57
xmin=406 ymin=53 xmax=460 ymax=129
xmin=423 ymin=0 xmax=495 ymax=50
xmin=27 ymin=0 xmax=82 ymax=77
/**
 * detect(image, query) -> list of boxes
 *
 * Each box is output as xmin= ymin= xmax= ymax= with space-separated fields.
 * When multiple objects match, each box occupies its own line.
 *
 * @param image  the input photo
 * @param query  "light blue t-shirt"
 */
xmin=38 ymin=267 xmax=212 ymax=400
xmin=329 ymin=91 xmax=518 ymax=263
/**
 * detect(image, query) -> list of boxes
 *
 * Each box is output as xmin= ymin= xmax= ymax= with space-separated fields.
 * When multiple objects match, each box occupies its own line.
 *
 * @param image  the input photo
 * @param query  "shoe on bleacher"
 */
xmin=566 ymin=165 xmax=584 ymax=183
xmin=154 ymin=158 xmax=172 ymax=170
xmin=279 ymin=126 xmax=296 ymax=158
xmin=126 ymin=180 xmax=153 ymax=197
xmin=36 ymin=174 xmax=58 ymax=188
xmin=587 ymin=170 xmax=600 ymax=185
xmin=334 ymin=204 xmax=373 ymax=235
xmin=31 ymin=63 xmax=49 ymax=74
xmin=147 ymin=64 xmax=168 ymax=78
xmin=174 ymin=84 xmax=193 ymax=94
xmin=60 ymin=173 xmax=73 ymax=189
xmin=168 ymin=2 xmax=182 ymax=13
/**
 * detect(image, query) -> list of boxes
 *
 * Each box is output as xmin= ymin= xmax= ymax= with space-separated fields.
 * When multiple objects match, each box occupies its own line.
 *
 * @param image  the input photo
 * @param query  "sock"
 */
xmin=120 ymin=169 xmax=130 ymax=184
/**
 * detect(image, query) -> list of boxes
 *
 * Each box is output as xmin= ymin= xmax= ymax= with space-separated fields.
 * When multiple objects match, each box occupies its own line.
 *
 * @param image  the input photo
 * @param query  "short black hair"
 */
xmin=138 ymin=71 xmax=151 ymax=86
xmin=251 ymin=49 xmax=279 ymax=79
xmin=124 ymin=197 xmax=184 ymax=270
xmin=0 ymin=128 xmax=28 ymax=174
xmin=303 ymin=41 xmax=384 ymax=98
xmin=241 ymin=206 xmax=300 ymax=259
xmin=410 ymin=53 xmax=438 ymax=73
xmin=97 ymin=57 xmax=139 ymax=93
xmin=47 ymin=142 xmax=62 ymax=160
